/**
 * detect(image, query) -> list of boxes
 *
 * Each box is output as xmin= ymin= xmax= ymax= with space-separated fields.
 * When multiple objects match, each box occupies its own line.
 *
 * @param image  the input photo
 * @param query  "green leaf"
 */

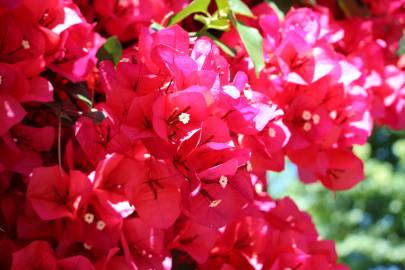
xmin=96 ymin=36 xmax=122 ymax=65
xmin=84 ymin=109 xmax=106 ymax=125
xmin=299 ymin=0 xmax=316 ymax=6
xmin=150 ymin=22 xmax=164 ymax=31
xmin=65 ymin=82 xmax=93 ymax=109
xmin=228 ymin=0 xmax=254 ymax=18
xmin=215 ymin=0 xmax=229 ymax=10
xmin=233 ymin=18 xmax=265 ymax=76
xmin=337 ymin=0 xmax=370 ymax=17
xmin=397 ymin=31 xmax=405 ymax=57
xmin=194 ymin=14 xmax=230 ymax=31
xmin=168 ymin=0 xmax=211 ymax=26
xmin=76 ymin=93 xmax=92 ymax=108
xmin=267 ymin=1 xmax=285 ymax=20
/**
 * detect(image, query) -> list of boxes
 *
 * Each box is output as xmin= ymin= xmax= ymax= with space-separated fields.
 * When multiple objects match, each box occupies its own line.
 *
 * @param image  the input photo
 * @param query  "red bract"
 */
xmin=125 ymin=158 xmax=183 ymax=228
xmin=153 ymin=89 xmax=208 ymax=142
xmin=48 ymin=22 xmax=104 ymax=82
xmin=27 ymin=166 xmax=91 ymax=220
xmin=11 ymin=240 xmax=95 ymax=270
xmin=121 ymin=217 xmax=167 ymax=269
xmin=90 ymin=0 xmax=188 ymax=42
xmin=11 ymin=240 xmax=57 ymax=270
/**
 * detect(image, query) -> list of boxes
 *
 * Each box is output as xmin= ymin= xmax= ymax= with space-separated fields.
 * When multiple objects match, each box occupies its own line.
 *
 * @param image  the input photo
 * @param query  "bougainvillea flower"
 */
xmin=170 ymin=220 xmax=219 ymax=263
xmin=9 ymin=125 xmax=54 ymax=152
xmin=0 ymin=95 xmax=26 ymax=136
xmin=139 ymin=25 xmax=190 ymax=75
xmin=99 ymin=60 xmax=164 ymax=118
xmin=125 ymin=158 xmax=184 ymax=228
xmin=56 ymin=193 xmax=123 ymax=257
xmin=0 ymin=135 xmax=43 ymax=175
xmin=92 ymin=0 xmax=186 ymax=42
xmin=11 ymin=241 xmax=57 ymax=270
xmin=152 ymin=89 xmax=208 ymax=143
xmin=295 ymin=148 xmax=364 ymax=190
xmin=121 ymin=217 xmax=167 ymax=269
xmin=49 ymin=22 xmax=104 ymax=82
xmin=27 ymin=166 xmax=91 ymax=220
xmin=276 ymin=38 xmax=338 ymax=85
xmin=184 ymin=170 xmax=253 ymax=228
xmin=0 ymin=63 xmax=30 ymax=100
xmin=57 ymin=256 xmax=95 ymax=270
xmin=21 ymin=76 xmax=54 ymax=103
xmin=0 ymin=12 xmax=48 ymax=75
xmin=1 ymin=0 xmax=402 ymax=268
xmin=93 ymin=153 xmax=140 ymax=204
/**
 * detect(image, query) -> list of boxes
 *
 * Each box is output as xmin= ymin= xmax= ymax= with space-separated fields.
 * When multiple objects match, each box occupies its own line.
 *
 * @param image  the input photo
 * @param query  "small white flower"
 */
xmin=83 ymin=213 xmax=95 ymax=224
xmin=83 ymin=242 xmax=92 ymax=250
xmin=96 ymin=220 xmax=106 ymax=231
xmin=209 ymin=199 xmax=222 ymax=208
xmin=21 ymin=40 xmax=30 ymax=50
xmin=329 ymin=110 xmax=337 ymax=120
xmin=301 ymin=110 xmax=312 ymax=121
xmin=178 ymin=112 xmax=190 ymax=124
xmin=219 ymin=176 xmax=228 ymax=189
xmin=303 ymin=122 xmax=312 ymax=131
xmin=312 ymin=114 xmax=320 ymax=125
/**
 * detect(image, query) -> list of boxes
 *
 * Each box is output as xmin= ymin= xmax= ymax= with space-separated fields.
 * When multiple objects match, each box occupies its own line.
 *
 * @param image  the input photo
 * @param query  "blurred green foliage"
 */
xmin=268 ymin=128 xmax=405 ymax=270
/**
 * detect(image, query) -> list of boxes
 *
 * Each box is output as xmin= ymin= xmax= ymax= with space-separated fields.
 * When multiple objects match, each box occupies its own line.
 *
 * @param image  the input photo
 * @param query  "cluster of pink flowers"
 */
xmin=0 ymin=0 xmax=404 ymax=269
xmin=222 ymin=1 xmax=405 ymax=190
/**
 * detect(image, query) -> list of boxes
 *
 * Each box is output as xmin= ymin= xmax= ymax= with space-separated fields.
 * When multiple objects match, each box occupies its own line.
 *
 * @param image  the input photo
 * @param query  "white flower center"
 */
xmin=209 ymin=199 xmax=222 ymax=208
xmin=178 ymin=112 xmax=190 ymax=124
xmin=96 ymin=220 xmax=106 ymax=231
xmin=312 ymin=114 xmax=320 ymax=124
xmin=255 ymin=183 xmax=263 ymax=193
xmin=83 ymin=242 xmax=92 ymax=250
xmin=303 ymin=122 xmax=312 ymax=131
xmin=21 ymin=40 xmax=30 ymax=50
xmin=268 ymin=127 xmax=276 ymax=138
xmin=301 ymin=110 xmax=312 ymax=121
xmin=219 ymin=176 xmax=228 ymax=188
xmin=83 ymin=213 xmax=95 ymax=224
xmin=329 ymin=110 xmax=337 ymax=120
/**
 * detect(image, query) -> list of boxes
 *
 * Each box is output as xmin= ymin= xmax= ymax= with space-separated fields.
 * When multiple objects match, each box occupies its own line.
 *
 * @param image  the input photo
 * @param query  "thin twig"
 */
xmin=58 ymin=117 xmax=64 ymax=176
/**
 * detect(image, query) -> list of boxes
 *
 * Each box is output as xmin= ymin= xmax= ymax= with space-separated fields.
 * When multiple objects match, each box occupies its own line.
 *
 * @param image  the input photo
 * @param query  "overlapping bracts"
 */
xmin=0 ymin=0 xmax=404 ymax=269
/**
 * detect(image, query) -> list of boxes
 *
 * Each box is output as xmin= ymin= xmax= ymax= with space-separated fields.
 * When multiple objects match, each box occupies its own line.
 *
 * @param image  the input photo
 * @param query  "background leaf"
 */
xmin=169 ymin=0 xmax=211 ymax=26
xmin=228 ymin=0 xmax=254 ymax=18
xmin=337 ymin=0 xmax=370 ymax=17
xmin=233 ymin=18 xmax=265 ymax=76
xmin=397 ymin=31 xmax=405 ymax=57
xmin=96 ymin=36 xmax=122 ymax=65
xmin=194 ymin=14 xmax=230 ymax=31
